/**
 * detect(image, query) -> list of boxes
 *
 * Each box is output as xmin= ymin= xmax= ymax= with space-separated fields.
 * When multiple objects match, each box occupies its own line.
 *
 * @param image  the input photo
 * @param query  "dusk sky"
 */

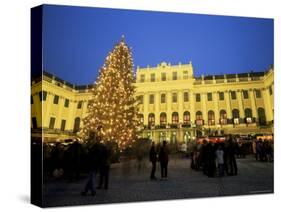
xmin=42 ymin=4 xmax=273 ymax=85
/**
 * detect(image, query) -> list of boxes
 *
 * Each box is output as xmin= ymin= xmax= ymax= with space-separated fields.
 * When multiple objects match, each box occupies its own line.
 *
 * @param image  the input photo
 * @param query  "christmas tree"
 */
xmin=80 ymin=36 xmax=140 ymax=149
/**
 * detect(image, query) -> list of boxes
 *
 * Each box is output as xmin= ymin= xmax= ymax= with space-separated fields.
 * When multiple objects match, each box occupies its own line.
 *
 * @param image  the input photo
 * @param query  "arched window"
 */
xmin=196 ymin=111 xmax=202 ymax=119
xmin=232 ymin=109 xmax=239 ymax=118
xmin=232 ymin=109 xmax=240 ymax=124
xmin=172 ymin=112 xmax=179 ymax=124
xmin=244 ymin=108 xmax=252 ymax=118
xmin=73 ymin=117 xmax=81 ymax=133
xmin=208 ymin=110 xmax=215 ymax=125
xmin=160 ymin=112 xmax=167 ymax=125
xmin=220 ymin=109 xmax=227 ymax=125
xmin=244 ymin=108 xmax=252 ymax=124
xmin=148 ymin=113 xmax=155 ymax=126
xmin=196 ymin=111 xmax=203 ymax=125
xmin=183 ymin=111 xmax=190 ymax=124
xmin=258 ymin=107 xmax=266 ymax=125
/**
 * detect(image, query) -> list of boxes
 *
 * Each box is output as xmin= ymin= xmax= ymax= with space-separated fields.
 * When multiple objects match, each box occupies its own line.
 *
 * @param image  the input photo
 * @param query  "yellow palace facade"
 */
xmin=31 ymin=62 xmax=274 ymax=143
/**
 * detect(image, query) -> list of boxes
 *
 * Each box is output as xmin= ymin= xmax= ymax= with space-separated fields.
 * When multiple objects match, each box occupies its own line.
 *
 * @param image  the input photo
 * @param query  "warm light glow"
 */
xmin=79 ymin=37 xmax=140 ymax=149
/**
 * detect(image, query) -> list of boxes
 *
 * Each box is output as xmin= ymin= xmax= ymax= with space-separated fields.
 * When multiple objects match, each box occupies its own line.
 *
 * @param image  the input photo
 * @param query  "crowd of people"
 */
xmin=38 ymin=133 xmax=273 ymax=198
xmin=191 ymin=134 xmax=239 ymax=177
xmin=41 ymin=137 xmax=113 ymax=197
xmin=149 ymin=141 xmax=170 ymax=180
xmin=252 ymin=139 xmax=274 ymax=162
xmin=190 ymin=135 xmax=274 ymax=178
xmin=81 ymin=138 xmax=112 ymax=196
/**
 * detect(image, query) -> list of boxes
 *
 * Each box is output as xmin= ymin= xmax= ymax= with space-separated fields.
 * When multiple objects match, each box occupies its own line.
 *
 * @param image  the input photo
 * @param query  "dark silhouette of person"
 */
xmin=149 ymin=142 xmax=157 ymax=180
xmin=201 ymin=140 xmax=209 ymax=175
xmin=158 ymin=140 xmax=169 ymax=180
xmin=97 ymin=142 xmax=111 ymax=189
xmin=66 ymin=139 xmax=82 ymax=181
xmin=206 ymin=142 xmax=216 ymax=178
xmin=81 ymin=141 xmax=101 ymax=196
xmin=227 ymin=134 xmax=238 ymax=176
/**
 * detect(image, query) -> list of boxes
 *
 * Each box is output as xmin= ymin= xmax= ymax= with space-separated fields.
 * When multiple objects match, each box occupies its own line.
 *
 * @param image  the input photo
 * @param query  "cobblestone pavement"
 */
xmin=43 ymin=155 xmax=273 ymax=207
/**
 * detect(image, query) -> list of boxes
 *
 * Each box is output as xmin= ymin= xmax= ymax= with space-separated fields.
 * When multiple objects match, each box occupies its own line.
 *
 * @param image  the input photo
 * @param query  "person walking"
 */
xmin=81 ymin=141 xmax=101 ymax=196
xmin=149 ymin=142 xmax=157 ymax=180
xmin=158 ymin=140 xmax=169 ymax=180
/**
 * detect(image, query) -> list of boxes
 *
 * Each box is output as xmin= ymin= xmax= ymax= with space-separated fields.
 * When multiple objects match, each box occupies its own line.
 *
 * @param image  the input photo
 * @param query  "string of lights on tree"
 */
xmin=79 ymin=36 xmax=141 ymax=149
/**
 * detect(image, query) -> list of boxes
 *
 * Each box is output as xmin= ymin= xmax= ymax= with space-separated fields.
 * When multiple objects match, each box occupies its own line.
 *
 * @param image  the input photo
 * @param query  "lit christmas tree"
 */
xmin=80 ymin=36 xmax=140 ymax=149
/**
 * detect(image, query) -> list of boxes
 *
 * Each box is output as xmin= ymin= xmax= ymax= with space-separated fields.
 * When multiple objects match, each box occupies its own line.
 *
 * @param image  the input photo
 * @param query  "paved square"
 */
xmin=43 ymin=155 xmax=273 ymax=207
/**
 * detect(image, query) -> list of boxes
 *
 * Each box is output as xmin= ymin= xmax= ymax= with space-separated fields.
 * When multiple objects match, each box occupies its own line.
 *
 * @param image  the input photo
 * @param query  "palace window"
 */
xmin=148 ymin=113 xmax=155 ymax=126
xmin=64 ymin=99 xmax=69 ymax=108
xmin=137 ymin=95 xmax=144 ymax=104
xmin=195 ymin=111 xmax=203 ymax=125
xmin=150 ymin=73 xmax=155 ymax=82
xmin=244 ymin=108 xmax=252 ymax=124
xmin=49 ymin=117 xmax=56 ymax=129
xmin=140 ymin=74 xmax=145 ymax=82
xmin=232 ymin=109 xmax=240 ymax=124
xmin=172 ymin=93 xmax=177 ymax=103
xmin=207 ymin=92 xmax=213 ymax=101
xmin=196 ymin=93 xmax=201 ymax=102
xmin=219 ymin=92 xmax=224 ymax=101
xmin=231 ymin=91 xmax=237 ymax=100
xmin=161 ymin=93 xmax=166 ymax=103
xmin=160 ymin=113 xmax=167 ymax=125
xmin=208 ymin=110 xmax=215 ymax=125
xmin=60 ymin=119 xmax=66 ymax=131
xmin=172 ymin=112 xmax=179 ymax=124
xmin=53 ymin=95 xmax=59 ymax=104
xmin=77 ymin=101 xmax=83 ymax=109
xmin=243 ymin=90 xmax=249 ymax=99
xmin=258 ymin=107 xmax=266 ymax=125
xmin=220 ymin=110 xmax=227 ymax=125
xmin=184 ymin=92 xmax=189 ymax=102
xmin=149 ymin=94 xmax=154 ymax=104
xmin=73 ymin=117 xmax=81 ymax=133
xmin=183 ymin=111 xmax=190 ymax=124
xmin=39 ymin=91 xmax=47 ymax=101
xmin=255 ymin=89 xmax=262 ymax=98
xmin=172 ymin=72 xmax=177 ymax=80
xmin=161 ymin=73 xmax=166 ymax=81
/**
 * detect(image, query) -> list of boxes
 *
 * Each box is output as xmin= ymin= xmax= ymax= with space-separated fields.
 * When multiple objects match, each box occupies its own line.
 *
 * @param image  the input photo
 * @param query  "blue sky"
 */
xmin=42 ymin=4 xmax=273 ymax=85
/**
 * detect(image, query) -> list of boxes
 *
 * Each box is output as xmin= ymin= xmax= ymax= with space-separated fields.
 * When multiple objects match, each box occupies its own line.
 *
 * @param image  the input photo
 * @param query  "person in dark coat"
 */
xmin=149 ymin=142 xmax=157 ymax=180
xmin=81 ymin=141 xmax=101 ymax=196
xmin=227 ymin=134 xmax=238 ymax=176
xmin=66 ymin=139 xmax=82 ymax=182
xmin=97 ymin=142 xmax=111 ymax=190
xmin=206 ymin=142 xmax=216 ymax=178
xmin=158 ymin=140 xmax=169 ymax=180
xmin=200 ymin=140 xmax=209 ymax=176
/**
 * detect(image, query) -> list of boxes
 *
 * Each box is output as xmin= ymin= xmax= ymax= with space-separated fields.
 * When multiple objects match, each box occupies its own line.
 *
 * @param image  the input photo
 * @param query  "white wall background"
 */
xmin=0 ymin=0 xmax=279 ymax=211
